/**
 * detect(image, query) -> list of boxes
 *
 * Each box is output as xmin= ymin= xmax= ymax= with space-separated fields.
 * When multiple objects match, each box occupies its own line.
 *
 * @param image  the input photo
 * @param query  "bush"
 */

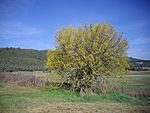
xmin=46 ymin=23 xmax=129 ymax=94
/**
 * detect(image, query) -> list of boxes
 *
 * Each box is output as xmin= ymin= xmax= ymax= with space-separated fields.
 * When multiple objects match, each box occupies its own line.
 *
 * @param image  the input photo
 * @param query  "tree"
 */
xmin=46 ymin=23 xmax=129 ymax=94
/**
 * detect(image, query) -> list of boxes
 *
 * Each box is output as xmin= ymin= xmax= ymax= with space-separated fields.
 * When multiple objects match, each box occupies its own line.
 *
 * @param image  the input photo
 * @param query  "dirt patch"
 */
xmin=28 ymin=103 xmax=150 ymax=113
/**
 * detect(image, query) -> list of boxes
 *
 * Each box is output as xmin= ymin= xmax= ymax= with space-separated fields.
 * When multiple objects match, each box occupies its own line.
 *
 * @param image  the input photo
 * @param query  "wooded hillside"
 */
xmin=0 ymin=48 xmax=149 ymax=72
xmin=0 ymin=48 xmax=47 ymax=71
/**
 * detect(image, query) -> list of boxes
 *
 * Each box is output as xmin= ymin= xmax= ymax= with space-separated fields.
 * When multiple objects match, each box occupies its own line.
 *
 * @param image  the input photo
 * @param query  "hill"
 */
xmin=129 ymin=57 xmax=150 ymax=67
xmin=0 ymin=47 xmax=47 ymax=71
xmin=0 ymin=48 xmax=150 ymax=72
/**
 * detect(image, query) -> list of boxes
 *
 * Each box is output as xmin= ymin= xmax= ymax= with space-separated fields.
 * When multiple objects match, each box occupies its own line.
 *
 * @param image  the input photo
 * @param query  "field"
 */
xmin=122 ymin=71 xmax=150 ymax=97
xmin=0 ymin=71 xmax=150 ymax=113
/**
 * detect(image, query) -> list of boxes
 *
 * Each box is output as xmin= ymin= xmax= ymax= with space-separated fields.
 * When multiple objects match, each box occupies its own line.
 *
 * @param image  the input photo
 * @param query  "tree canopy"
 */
xmin=46 ymin=23 xmax=129 ymax=93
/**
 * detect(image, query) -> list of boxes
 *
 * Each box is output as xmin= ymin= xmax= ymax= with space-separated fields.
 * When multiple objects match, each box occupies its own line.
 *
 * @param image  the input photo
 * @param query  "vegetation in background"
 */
xmin=0 ymin=48 xmax=47 ymax=72
xmin=46 ymin=23 xmax=129 ymax=94
xmin=0 ymin=48 xmax=149 ymax=72
xmin=1 ymin=71 xmax=150 ymax=97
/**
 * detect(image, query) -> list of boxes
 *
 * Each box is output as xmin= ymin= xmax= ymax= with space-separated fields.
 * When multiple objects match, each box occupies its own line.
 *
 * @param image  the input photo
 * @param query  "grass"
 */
xmin=127 ymin=76 xmax=150 ymax=89
xmin=0 ymin=82 xmax=150 ymax=113
xmin=0 ymin=71 xmax=150 ymax=113
xmin=83 ymin=92 xmax=150 ymax=105
xmin=122 ymin=72 xmax=150 ymax=97
xmin=8 ymin=71 xmax=150 ymax=91
xmin=1 ymin=81 xmax=148 ymax=104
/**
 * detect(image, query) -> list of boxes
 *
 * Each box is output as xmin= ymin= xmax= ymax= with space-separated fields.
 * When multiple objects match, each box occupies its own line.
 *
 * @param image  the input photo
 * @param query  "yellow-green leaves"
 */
xmin=46 ymin=23 xmax=129 ymax=91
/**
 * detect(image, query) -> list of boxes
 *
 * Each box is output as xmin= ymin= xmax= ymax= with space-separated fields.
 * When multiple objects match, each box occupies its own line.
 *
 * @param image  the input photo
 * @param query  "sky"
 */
xmin=0 ymin=0 xmax=150 ymax=60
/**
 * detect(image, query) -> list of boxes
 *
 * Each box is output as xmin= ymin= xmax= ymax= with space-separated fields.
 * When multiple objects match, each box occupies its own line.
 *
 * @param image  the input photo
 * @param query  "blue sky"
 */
xmin=0 ymin=0 xmax=150 ymax=60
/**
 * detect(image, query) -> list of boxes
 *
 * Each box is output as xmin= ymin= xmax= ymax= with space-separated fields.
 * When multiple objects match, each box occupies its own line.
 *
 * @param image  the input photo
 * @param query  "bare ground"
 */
xmin=27 ymin=102 xmax=150 ymax=113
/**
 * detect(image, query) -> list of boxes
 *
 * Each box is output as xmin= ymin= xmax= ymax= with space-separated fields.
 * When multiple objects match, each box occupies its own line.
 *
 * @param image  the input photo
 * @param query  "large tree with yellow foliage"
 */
xmin=46 ymin=23 xmax=129 ymax=93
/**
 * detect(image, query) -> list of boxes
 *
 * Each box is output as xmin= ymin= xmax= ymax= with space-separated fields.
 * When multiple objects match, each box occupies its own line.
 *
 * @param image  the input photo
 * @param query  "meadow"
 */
xmin=0 ymin=71 xmax=150 ymax=113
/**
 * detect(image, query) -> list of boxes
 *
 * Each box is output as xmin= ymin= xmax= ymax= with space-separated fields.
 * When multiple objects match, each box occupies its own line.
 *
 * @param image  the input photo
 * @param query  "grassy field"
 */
xmin=123 ymin=71 xmax=150 ymax=97
xmin=0 ymin=71 xmax=150 ymax=113
xmin=8 ymin=71 xmax=150 ymax=97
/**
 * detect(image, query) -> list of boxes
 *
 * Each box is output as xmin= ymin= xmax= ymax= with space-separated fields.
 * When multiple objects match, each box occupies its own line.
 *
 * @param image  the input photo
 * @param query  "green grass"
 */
xmin=0 ymin=71 xmax=150 ymax=113
xmin=0 ymin=84 xmax=150 ymax=113
xmin=83 ymin=92 xmax=149 ymax=105
xmin=0 ymin=84 xmax=149 ymax=104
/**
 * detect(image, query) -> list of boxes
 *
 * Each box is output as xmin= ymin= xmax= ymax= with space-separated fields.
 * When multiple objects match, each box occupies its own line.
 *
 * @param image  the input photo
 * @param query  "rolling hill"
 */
xmin=0 ymin=47 xmax=149 ymax=72
xmin=0 ymin=48 xmax=47 ymax=71
xmin=128 ymin=57 xmax=150 ymax=67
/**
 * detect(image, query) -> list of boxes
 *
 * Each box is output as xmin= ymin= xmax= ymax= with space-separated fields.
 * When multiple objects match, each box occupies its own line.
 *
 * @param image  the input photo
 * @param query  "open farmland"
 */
xmin=124 ymin=71 xmax=150 ymax=97
xmin=0 ymin=71 xmax=150 ymax=113
xmin=1 ymin=71 xmax=150 ymax=97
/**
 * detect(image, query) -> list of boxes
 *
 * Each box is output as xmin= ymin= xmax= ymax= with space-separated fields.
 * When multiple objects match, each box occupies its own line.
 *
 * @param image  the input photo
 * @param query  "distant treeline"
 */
xmin=0 ymin=47 xmax=47 ymax=72
xmin=128 ymin=57 xmax=150 ymax=71
xmin=0 ymin=48 xmax=150 ymax=72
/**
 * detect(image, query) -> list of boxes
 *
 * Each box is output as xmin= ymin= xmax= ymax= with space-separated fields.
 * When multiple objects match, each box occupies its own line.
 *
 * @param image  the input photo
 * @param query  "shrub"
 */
xmin=46 ymin=23 xmax=129 ymax=94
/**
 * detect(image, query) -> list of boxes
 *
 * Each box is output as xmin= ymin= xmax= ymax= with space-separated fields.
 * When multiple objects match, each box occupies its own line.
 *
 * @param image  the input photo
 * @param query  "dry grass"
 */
xmin=0 ymin=81 xmax=150 ymax=113
xmin=0 ymin=71 xmax=150 ymax=113
xmin=0 ymin=72 xmax=46 ymax=87
xmin=21 ymin=102 xmax=150 ymax=113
